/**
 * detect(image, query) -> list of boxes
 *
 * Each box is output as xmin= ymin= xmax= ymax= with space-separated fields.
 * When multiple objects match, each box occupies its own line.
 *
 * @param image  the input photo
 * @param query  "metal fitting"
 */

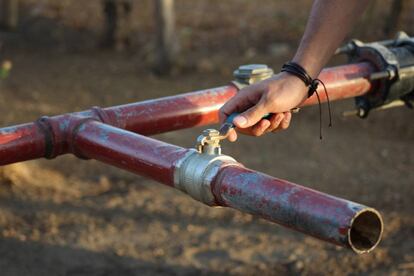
xmin=338 ymin=32 xmax=414 ymax=118
xmin=196 ymin=129 xmax=222 ymax=155
xmin=233 ymin=64 xmax=274 ymax=88
xmin=174 ymin=150 xmax=238 ymax=206
xmin=173 ymin=126 xmax=240 ymax=205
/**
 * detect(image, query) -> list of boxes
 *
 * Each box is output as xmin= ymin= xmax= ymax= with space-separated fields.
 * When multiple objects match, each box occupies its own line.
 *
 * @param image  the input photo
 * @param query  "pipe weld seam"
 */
xmin=35 ymin=116 xmax=56 ymax=159
xmin=90 ymin=106 xmax=115 ymax=126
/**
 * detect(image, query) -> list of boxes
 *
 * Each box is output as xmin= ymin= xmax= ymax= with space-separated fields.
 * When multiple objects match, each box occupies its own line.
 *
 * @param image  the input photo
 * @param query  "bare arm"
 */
xmin=220 ymin=0 xmax=369 ymax=141
xmin=293 ymin=0 xmax=369 ymax=77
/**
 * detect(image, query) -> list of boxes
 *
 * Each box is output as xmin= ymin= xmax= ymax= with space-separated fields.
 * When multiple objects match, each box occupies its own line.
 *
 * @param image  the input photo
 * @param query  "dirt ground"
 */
xmin=0 ymin=1 xmax=414 ymax=275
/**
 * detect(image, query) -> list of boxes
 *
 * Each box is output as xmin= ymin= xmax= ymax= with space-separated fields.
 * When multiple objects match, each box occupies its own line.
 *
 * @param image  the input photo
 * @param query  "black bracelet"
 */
xmin=281 ymin=61 xmax=319 ymax=98
xmin=281 ymin=61 xmax=332 ymax=139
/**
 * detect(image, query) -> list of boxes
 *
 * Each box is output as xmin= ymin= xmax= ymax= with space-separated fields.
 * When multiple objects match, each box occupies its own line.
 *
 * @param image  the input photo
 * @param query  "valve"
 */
xmin=196 ymin=129 xmax=223 ymax=155
xmin=174 ymin=128 xmax=237 ymax=206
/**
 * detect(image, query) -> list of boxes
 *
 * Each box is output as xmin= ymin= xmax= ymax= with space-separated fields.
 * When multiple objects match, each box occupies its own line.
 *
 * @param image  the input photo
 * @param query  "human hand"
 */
xmin=219 ymin=72 xmax=308 ymax=142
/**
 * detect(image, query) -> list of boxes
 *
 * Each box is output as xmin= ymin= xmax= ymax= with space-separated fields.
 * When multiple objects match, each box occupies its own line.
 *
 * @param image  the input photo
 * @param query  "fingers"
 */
xmin=219 ymin=85 xmax=262 ymax=123
xmin=280 ymin=112 xmax=292 ymax=129
xmin=250 ymin=119 xmax=271 ymax=136
xmin=267 ymin=113 xmax=285 ymax=132
xmin=229 ymin=111 xmax=292 ymax=139
xmin=271 ymin=111 xmax=292 ymax=132
xmin=227 ymin=128 xmax=238 ymax=142
xmin=233 ymin=99 xmax=268 ymax=129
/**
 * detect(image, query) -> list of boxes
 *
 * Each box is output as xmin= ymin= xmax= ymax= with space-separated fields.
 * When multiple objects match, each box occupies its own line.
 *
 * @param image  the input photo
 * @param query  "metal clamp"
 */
xmin=338 ymin=32 xmax=414 ymax=118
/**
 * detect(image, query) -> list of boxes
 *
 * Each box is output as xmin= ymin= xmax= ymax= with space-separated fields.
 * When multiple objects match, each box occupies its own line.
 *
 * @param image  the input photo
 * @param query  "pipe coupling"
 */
xmin=174 ymin=150 xmax=239 ymax=206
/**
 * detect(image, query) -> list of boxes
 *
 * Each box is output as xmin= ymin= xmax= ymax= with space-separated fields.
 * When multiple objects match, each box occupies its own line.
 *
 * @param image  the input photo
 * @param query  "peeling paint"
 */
xmin=214 ymin=166 xmax=375 ymax=248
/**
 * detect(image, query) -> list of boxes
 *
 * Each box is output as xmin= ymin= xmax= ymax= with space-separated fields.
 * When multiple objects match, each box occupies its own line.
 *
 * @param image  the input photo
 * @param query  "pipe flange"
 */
xmin=174 ymin=150 xmax=239 ymax=206
xmin=233 ymin=64 xmax=274 ymax=88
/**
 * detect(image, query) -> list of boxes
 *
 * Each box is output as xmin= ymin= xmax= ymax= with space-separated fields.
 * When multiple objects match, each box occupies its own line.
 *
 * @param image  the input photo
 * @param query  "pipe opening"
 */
xmin=349 ymin=209 xmax=383 ymax=253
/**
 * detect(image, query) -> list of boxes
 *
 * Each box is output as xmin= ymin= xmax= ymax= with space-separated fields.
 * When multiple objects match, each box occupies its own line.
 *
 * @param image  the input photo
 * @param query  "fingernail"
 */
xmin=234 ymin=115 xmax=247 ymax=127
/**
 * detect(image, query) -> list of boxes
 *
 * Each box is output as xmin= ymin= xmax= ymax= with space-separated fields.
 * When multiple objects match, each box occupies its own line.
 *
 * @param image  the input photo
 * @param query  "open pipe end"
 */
xmin=348 ymin=208 xmax=383 ymax=254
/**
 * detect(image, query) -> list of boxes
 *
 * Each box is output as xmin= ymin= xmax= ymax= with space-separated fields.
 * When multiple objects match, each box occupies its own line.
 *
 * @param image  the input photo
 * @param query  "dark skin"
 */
xmin=220 ymin=0 xmax=369 ymax=142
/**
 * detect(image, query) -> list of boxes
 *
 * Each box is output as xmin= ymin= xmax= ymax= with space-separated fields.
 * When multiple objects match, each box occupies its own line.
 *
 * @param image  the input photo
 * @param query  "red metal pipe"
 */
xmin=105 ymin=62 xmax=375 ymax=133
xmin=302 ymin=62 xmax=375 ymax=106
xmin=0 ymin=62 xmax=383 ymax=253
xmin=105 ymin=85 xmax=238 ymax=135
xmin=0 ymin=123 xmax=45 ymax=165
xmin=72 ymin=120 xmax=191 ymax=185
xmin=70 ymin=120 xmax=382 ymax=253
xmin=0 ymin=62 xmax=375 ymax=166
xmin=212 ymin=166 xmax=383 ymax=253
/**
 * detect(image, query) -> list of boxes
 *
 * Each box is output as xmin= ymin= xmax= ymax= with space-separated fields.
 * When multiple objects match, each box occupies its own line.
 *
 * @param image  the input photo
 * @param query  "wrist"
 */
xmin=291 ymin=55 xmax=323 ymax=79
xmin=279 ymin=71 xmax=309 ymax=99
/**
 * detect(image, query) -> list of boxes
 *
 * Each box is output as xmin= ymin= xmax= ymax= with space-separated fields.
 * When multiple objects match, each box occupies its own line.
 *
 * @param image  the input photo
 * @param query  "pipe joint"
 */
xmin=174 ymin=150 xmax=239 ymax=206
xmin=34 ymin=109 xmax=114 ymax=160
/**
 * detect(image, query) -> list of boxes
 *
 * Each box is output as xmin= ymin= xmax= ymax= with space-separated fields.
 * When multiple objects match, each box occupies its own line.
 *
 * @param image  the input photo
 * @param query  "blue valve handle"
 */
xmin=225 ymin=112 xmax=272 ymax=124
xmin=219 ymin=112 xmax=273 ymax=137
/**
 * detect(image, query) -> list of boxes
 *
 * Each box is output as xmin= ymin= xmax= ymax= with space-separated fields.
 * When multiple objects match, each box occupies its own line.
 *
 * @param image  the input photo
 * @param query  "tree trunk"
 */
xmin=154 ymin=0 xmax=177 ymax=75
xmin=102 ymin=0 xmax=132 ymax=50
xmin=0 ymin=0 xmax=19 ymax=30
xmin=383 ymin=0 xmax=408 ymax=36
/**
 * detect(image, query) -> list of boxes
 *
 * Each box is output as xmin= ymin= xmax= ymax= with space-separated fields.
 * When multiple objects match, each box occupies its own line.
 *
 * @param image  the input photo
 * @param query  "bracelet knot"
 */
xmin=281 ymin=61 xmax=332 ymax=139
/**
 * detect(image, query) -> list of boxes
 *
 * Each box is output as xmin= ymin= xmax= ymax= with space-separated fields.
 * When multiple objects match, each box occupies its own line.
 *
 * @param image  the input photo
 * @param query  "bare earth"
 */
xmin=0 ymin=48 xmax=412 ymax=276
xmin=0 ymin=0 xmax=413 ymax=274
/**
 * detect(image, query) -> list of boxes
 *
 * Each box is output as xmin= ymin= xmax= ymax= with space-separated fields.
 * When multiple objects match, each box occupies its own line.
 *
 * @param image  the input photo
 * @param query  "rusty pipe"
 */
xmin=107 ymin=62 xmax=375 ymax=133
xmin=0 ymin=86 xmax=237 ymax=165
xmin=71 ymin=120 xmax=383 ymax=253
xmin=0 ymin=62 xmax=375 ymax=166
xmin=211 ymin=166 xmax=383 ymax=254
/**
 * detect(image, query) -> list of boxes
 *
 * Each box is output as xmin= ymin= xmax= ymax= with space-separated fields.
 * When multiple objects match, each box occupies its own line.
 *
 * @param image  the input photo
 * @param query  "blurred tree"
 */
xmin=0 ymin=0 xmax=19 ymax=30
xmin=154 ymin=0 xmax=178 ymax=75
xmin=0 ymin=60 xmax=12 ymax=79
xmin=102 ymin=0 xmax=132 ymax=51
xmin=384 ymin=0 xmax=408 ymax=36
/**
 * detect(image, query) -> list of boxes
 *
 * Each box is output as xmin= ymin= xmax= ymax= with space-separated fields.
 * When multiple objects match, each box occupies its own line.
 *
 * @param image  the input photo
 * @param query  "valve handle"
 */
xmin=218 ymin=112 xmax=272 ymax=138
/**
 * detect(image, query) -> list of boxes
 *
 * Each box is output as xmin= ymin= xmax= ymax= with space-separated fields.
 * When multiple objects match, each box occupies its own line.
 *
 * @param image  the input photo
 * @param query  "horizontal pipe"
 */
xmin=71 ymin=121 xmax=383 ymax=253
xmin=0 ymin=86 xmax=236 ymax=166
xmin=106 ymin=62 xmax=375 ymax=134
xmin=105 ymin=85 xmax=238 ymax=135
xmin=0 ymin=62 xmax=375 ymax=166
xmin=212 ymin=166 xmax=383 ymax=253
xmin=72 ymin=120 xmax=191 ymax=185
xmin=0 ymin=123 xmax=45 ymax=165
xmin=302 ymin=62 xmax=374 ymax=106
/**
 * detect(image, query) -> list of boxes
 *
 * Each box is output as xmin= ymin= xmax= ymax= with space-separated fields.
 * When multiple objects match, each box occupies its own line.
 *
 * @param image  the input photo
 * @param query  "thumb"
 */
xmin=233 ymin=99 xmax=268 ymax=128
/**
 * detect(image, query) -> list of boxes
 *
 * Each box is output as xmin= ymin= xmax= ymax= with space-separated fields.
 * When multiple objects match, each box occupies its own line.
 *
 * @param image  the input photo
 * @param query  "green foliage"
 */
xmin=0 ymin=60 xmax=12 ymax=79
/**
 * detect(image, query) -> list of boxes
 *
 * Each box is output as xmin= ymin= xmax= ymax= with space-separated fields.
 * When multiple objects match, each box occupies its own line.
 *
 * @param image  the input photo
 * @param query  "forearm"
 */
xmin=293 ymin=0 xmax=369 ymax=78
